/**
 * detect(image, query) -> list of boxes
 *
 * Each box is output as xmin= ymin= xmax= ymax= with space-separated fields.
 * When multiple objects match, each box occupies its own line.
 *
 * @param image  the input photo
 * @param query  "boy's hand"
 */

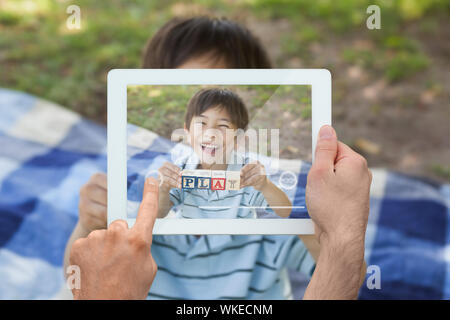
xmin=157 ymin=161 xmax=181 ymax=192
xmin=78 ymin=173 xmax=107 ymax=233
xmin=70 ymin=177 xmax=159 ymax=300
xmin=240 ymin=161 xmax=268 ymax=191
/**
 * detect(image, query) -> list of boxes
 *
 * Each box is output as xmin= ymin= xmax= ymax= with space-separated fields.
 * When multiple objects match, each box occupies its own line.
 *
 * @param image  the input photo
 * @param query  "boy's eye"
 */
xmin=219 ymin=124 xmax=230 ymax=128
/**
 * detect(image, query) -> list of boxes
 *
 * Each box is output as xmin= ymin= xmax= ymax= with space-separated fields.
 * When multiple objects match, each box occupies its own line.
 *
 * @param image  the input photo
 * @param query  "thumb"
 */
xmin=313 ymin=125 xmax=338 ymax=173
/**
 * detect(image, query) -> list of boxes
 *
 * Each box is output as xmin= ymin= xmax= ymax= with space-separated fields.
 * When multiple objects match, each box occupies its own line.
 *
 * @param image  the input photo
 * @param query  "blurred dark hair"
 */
xmin=142 ymin=16 xmax=272 ymax=68
xmin=185 ymin=88 xmax=249 ymax=130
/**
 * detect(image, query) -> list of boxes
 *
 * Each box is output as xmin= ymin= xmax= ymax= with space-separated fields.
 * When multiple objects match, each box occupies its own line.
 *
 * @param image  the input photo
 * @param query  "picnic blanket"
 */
xmin=0 ymin=88 xmax=449 ymax=300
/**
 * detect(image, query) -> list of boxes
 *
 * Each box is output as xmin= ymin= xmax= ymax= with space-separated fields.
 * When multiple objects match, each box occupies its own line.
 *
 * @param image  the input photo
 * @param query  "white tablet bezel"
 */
xmin=107 ymin=69 xmax=331 ymax=234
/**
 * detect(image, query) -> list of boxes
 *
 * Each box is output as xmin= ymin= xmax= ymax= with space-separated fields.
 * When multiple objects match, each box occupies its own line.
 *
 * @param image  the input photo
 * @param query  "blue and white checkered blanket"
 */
xmin=0 ymin=88 xmax=449 ymax=299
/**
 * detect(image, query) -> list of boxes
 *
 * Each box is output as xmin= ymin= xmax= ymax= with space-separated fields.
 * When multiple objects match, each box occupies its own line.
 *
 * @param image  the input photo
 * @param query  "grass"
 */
xmin=127 ymin=85 xmax=311 ymax=137
xmin=385 ymin=51 xmax=430 ymax=82
xmin=0 ymin=0 xmax=448 ymax=122
xmin=0 ymin=0 xmax=175 ymax=121
xmin=127 ymin=85 xmax=198 ymax=137
xmin=430 ymin=165 xmax=450 ymax=181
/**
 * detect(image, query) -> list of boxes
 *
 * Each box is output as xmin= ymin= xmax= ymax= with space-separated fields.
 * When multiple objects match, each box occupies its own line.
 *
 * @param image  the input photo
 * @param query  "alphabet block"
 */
xmin=181 ymin=170 xmax=196 ymax=189
xmin=195 ymin=170 xmax=211 ymax=189
xmin=226 ymin=171 xmax=241 ymax=191
xmin=180 ymin=169 xmax=241 ymax=191
xmin=211 ymin=170 xmax=226 ymax=191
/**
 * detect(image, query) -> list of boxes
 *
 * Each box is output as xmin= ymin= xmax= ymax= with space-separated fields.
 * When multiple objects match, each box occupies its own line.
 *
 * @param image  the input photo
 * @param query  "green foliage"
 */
xmin=127 ymin=85 xmax=311 ymax=136
xmin=385 ymin=51 xmax=429 ymax=82
xmin=0 ymin=0 xmax=176 ymax=120
xmin=0 ymin=0 xmax=447 ymax=122
xmin=0 ymin=11 xmax=21 ymax=26
xmin=430 ymin=164 xmax=450 ymax=180
xmin=383 ymin=35 xmax=419 ymax=51
xmin=249 ymin=0 xmax=447 ymax=79
xmin=342 ymin=49 xmax=377 ymax=69
xmin=127 ymin=85 xmax=198 ymax=136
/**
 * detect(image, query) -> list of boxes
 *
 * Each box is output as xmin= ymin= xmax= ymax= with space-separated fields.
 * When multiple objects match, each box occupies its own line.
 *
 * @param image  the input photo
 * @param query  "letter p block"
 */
xmin=181 ymin=170 xmax=196 ymax=190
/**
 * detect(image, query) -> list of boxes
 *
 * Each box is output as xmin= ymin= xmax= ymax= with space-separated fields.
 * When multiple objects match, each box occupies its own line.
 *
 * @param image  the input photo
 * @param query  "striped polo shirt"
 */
xmin=148 ymin=234 xmax=316 ymax=300
xmin=169 ymin=151 xmax=273 ymax=219
xmin=148 ymin=150 xmax=316 ymax=300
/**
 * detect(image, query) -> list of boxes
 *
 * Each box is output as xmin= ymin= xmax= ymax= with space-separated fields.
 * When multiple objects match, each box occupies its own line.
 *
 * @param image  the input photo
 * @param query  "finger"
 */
xmin=87 ymin=215 xmax=108 ymax=230
xmin=90 ymin=172 xmax=107 ymax=189
xmin=243 ymin=174 xmax=264 ymax=188
xmin=160 ymin=174 xmax=182 ymax=189
xmin=246 ymin=164 xmax=264 ymax=178
xmin=161 ymin=175 xmax=179 ymax=189
xmin=241 ymin=165 xmax=264 ymax=184
xmin=133 ymin=177 xmax=159 ymax=243
xmin=157 ymin=171 xmax=179 ymax=189
xmin=109 ymin=219 xmax=128 ymax=232
xmin=335 ymin=141 xmax=358 ymax=163
xmin=312 ymin=125 xmax=338 ymax=173
xmin=87 ymin=229 xmax=105 ymax=240
xmin=69 ymin=238 xmax=87 ymax=265
xmin=159 ymin=167 xmax=180 ymax=181
xmin=240 ymin=163 xmax=257 ymax=176
xmin=108 ymin=219 xmax=128 ymax=238
xmin=85 ymin=184 xmax=107 ymax=205
xmin=79 ymin=198 xmax=107 ymax=220
xmin=105 ymin=220 xmax=128 ymax=250
xmin=162 ymin=162 xmax=181 ymax=176
xmin=335 ymin=141 xmax=369 ymax=174
xmin=240 ymin=173 xmax=254 ymax=187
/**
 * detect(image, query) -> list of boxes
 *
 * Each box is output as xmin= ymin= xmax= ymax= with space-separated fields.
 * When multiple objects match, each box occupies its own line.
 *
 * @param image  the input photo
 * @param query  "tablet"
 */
xmin=107 ymin=69 xmax=331 ymax=234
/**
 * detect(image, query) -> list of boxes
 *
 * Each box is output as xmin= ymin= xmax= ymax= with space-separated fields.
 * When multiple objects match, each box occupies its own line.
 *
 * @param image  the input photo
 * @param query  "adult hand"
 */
xmin=69 ymin=177 xmax=159 ymax=300
xmin=303 ymin=125 xmax=371 ymax=299
xmin=306 ymin=125 xmax=371 ymax=246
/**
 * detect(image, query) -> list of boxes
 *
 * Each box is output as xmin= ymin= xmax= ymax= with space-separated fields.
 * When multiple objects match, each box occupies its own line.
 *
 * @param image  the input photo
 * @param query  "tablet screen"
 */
xmin=126 ymin=85 xmax=312 ymax=220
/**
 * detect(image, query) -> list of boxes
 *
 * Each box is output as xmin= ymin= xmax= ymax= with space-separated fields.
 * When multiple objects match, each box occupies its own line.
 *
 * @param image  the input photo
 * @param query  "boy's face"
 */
xmin=186 ymin=106 xmax=237 ymax=165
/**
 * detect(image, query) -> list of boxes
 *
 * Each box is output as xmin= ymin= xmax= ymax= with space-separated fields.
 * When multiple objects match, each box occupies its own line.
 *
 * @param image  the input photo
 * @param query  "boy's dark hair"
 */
xmin=185 ymin=88 xmax=249 ymax=130
xmin=142 ymin=16 xmax=272 ymax=68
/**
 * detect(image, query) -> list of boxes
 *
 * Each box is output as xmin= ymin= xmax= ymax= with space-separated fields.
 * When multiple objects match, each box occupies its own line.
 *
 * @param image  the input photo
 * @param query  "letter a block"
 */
xmin=181 ymin=170 xmax=196 ymax=189
xmin=211 ymin=170 xmax=226 ymax=191
xmin=226 ymin=171 xmax=240 ymax=191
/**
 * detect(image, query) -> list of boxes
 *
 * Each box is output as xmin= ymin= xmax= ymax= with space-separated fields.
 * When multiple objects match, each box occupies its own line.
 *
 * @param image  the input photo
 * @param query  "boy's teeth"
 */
xmin=201 ymin=143 xmax=217 ymax=149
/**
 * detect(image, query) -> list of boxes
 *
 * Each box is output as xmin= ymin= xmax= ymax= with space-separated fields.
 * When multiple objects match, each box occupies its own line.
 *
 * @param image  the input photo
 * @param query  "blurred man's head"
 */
xmin=142 ymin=16 xmax=272 ymax=69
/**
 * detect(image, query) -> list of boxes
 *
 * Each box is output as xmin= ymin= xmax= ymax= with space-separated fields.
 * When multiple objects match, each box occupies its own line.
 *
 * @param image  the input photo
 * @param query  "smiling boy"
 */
xmin=157 ymin=88 xmax=292 ymax=219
